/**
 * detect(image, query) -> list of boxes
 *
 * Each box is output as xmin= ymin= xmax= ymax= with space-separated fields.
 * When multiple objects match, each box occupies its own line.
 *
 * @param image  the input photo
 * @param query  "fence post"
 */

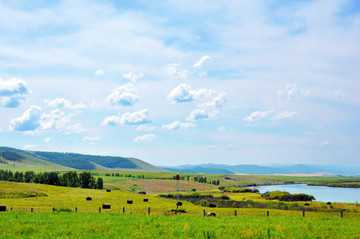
xmin=235 ymin=210 xmax=237 ymax=216
xmin=123 ymin=207 xmax=125 ymax=214
xmin=53 ymin=207 xmax=55 ymax=212
xmin=203 ymin=210 xmax=206 ymax=217
xmin=267 ymin=211 xmax=269 ymax=217
xmin=11 ymin=207 xmax=13 ymax=211
xmin=148 ymin=207 xmax=150 ymax=215
xmin=175 ymin=209 xmax=177 ymax=215
xmin=341 ymin=211 xmax=343 ymax=218
xmin=75 ymin=207 xmax=77 ymax=212
xmin=31 ymin=208 xmax=33 ymax=213
xmin=99 ymin=207 xmax=101 ymax=213
xmin=303 ymin=210 xmax=305 ymax=217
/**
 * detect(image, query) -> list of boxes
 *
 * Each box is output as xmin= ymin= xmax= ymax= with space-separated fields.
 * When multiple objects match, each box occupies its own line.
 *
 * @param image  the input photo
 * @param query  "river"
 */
xmin=253 ymin=184 xmax=360 ymax=203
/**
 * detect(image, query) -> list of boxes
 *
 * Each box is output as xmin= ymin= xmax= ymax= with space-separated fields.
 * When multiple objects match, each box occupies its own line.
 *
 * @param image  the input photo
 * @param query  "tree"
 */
xmin=45 ymin=172 xmax=60 ymax=186
xmin=96 ymin=177 xmax=103 ymax=189
xmin=79 ymin=172 xmax=93 ymax=188
xmin=24 ymin=171 xmax=35 ymax=183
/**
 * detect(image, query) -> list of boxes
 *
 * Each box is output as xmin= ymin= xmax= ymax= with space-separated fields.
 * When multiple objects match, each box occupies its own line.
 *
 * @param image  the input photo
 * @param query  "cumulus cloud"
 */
xmin=65 ymin=123 xmax=86 ymax=134
xmin=163 ymin=63 xmax=189 ymax=79
xmin=108 ymin=83 xmax=138 ymax=106
xmin=123 ymin=72 xmax=143 ymax=82
xmin=167 ymin=83 xmax=214 ymax=103
xmin=137 ymin=125 xmax=156 ymax=131
xmin=95 ymin=69 xmax=104 ymax=76
xmin=320 ymin=141 xmax=331 ymax=146
xmin=44 ymin=98 xmax=85 ymax=110
xmin=243 ymin=110 xmax=273 ymax=123
xmin=133 ymin=134 xmax=156 ymax=142
xmin=101 ymin=109 xmax=151 ymax=126
xmin=335 ymin=89 xmax=345 ymax=99
xmin=39 ymin=109 xmax=71 ymax=130
xmin=186 ymin=92 xmax=226 ymax=121
xmin=161 ymin=121 xmax=196 ymax=130
xmin=0 ymin=78 xmax=28 ymax=108
xmin=277 ymin=83 xmax=310 ymax=100
xmin=83 ymin=136 xmax=100 ymax=145
xmin=9 ymin=105 xmax=42 ymax=131
xmin=193 ymin=55 xmax=211 ymax=68
xmin=272 ymin=111 xmax=298 ymax=120
xmin=44 ymin=137 xmax=51 ymax=143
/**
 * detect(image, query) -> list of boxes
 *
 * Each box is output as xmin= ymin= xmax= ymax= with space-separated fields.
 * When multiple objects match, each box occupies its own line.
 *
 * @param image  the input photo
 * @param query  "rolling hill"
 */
xmin=0 ymin=146 xmax=166 ymax=172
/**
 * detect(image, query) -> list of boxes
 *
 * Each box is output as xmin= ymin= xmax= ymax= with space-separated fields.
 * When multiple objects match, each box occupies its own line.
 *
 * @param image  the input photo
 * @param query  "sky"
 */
xmin=0 ymin=0 xmax=359 ymax=166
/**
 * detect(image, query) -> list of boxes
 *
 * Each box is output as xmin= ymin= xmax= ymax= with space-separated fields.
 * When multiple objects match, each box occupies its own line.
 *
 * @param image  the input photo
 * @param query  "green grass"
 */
xmin=0 ymin=212 xmax=359 ymax=238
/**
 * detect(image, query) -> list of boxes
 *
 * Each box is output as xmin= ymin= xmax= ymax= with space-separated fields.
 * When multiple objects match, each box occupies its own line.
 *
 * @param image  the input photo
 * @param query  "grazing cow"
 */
xmin=177 ymin=201 xmax=183 ymax=206
xmin=206 ymin=212 xmax=216 ymax=216
xmin=143 ymin=198 xmax=149 ymax=202
xmin=327 ymin=202 xmax=332 ymax=205
xmin=86 ymin=197 xmax=92 ymax=201
xmin=304 ymin=203 xmax=310 ymax=206
xmin=127 ymin=200 xmax=133 ymax=204
xmin=138 ymin=191 xmax=146 ymax=195
xmin=106 ymin=189 xmax=111 ymax=192
xmin=102 ymin=204 xmax=111 ymax=209
xmin=0 ymin=205 xmax=6 ymax=212
xmin=209 ymin=203 xmax=216 ymax=208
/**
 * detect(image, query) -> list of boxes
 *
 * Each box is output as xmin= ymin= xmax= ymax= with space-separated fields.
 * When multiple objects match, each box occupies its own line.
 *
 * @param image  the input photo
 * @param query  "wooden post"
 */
xmin=11 ymin=207 xmax=13 ymax=211
xmin=148 ymin=207 xmax=150 ymax=215
xmin=235 ymin=210 xmax=237 ymax=216
xmin=75 ymin=207 xmax=77 ymax=212
xmin=99 ymin=207 xmax=101 ymax=213
xmin=123 ymin=207 xmax=125 ymax=214
xmin=53 ymin=207 xmax=55 ymax=212
xmin=267 ymin=211 xmax=269 ymax=216
xmin=341 ymin=211 xmax=343 ymax=218
xmin=303 ymin=210 xmax=305 ymax=217
xmin=31 ymin=208 xmax=33 ymax=213
xmin=203 ymin=210 xmax=206 ymax=217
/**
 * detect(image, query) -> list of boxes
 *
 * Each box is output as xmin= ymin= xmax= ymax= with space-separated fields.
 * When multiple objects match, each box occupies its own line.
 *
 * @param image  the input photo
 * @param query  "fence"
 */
xmin=0 ymin=206 xmax=348 ymax=218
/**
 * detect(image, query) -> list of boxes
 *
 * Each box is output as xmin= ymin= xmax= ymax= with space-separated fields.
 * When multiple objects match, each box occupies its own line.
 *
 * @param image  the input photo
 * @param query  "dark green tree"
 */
xmin=96 ymin=177 xmax=103 ymax=189
xmin=24 ymin=171 xmax=35 ymax=183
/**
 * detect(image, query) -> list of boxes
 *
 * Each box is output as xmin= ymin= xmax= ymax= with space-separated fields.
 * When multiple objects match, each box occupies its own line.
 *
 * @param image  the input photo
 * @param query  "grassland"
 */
xmin=1 ymin=212 xmax=360 ymax=238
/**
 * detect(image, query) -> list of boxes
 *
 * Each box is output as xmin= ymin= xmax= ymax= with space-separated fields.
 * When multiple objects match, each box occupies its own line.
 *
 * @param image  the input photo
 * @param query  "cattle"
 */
xmin=86 ymin=197 xmax=92 ymax=201
xmin=127 ymin=200 xmax=133 ymax=204
xmin=102 ymin=204 xmax=111 ymax=209
xmin=106 ymin=189 xmax=111 ymax=192
xmin=138 ymin=191 xmax=146 ymax=195
xmin=143 ymin=198 xmax=149 ymax=202
xmin=304 ymin=203 xmax=310 ymax=206
xmin=209 ymin=203 xmax=216 ymax=208
xmin=177 ymin=201 xmax=183 ymax=206
xmin=206 ymin=212 xmax=216 ymax=216
xmin=327 ymin=202 xmax=332 ymax=205
xmin=0 ymin=205 xmax=6 ymax=212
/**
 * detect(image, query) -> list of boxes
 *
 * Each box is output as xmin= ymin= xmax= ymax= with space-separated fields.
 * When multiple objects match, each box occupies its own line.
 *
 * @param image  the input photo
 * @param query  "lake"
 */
xmin=253 ymin=184 xmax=360 ymax=203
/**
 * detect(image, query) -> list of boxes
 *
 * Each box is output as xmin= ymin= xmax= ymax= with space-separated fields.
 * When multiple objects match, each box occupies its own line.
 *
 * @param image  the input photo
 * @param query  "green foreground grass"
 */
xmin=1 ymin=212 xmax=359 ymax=239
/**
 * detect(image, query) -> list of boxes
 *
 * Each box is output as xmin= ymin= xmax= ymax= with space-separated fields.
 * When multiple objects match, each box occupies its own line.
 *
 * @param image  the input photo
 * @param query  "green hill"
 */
xmin=0 ymin=146 xmax=165 ymax=172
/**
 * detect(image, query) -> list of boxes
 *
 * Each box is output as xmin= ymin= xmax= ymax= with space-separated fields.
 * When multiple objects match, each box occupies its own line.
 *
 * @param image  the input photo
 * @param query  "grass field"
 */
xmin=1 ymin=212 xmax=360 ymax=238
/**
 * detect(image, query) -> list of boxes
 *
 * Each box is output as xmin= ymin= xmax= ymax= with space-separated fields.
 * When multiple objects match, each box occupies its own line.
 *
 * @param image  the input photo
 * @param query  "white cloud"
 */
xmin=123 ymin=72 xmax=143 ymax=82
xmin=39 ymin=109 xmax=71 ymax=130
xmin=167 ymin=83 xmax=214 ymax=103
xmin=83 ymin=136 xmax=100 ymax=145
xmin=44 ymin=137 xmax=51 ymax=143
xmin=133 ymin=134 xmax=156 ymax=142
xmin=163 ymin=63 xmax=189 ymax=79
xmin=95 ymin=69 xmax=104 ymax=76
xmin=44 ymin=98 xmax=85 ymax=110
xmin=161 ymin=121 xmax=196 ymax=130
xmin=186 ymin=92 xmax=226 ymax=121
xmin=108 ymin=83 xmax=138 ymax=106
xmin=23 ymin=145 xmax=36 ymax=149
xmin=206 ymin=145 xmax=217 ymax=150
xmin=101 ymin=109 xmax=151 ymax=126
xmin=320 ymin=141 xmax=331 ymax=146
xmin=277 ymin=83 xmax=310 ymax=100
xmin=219 ymin=125 xmax=226 ymax=132
xmin=335 ymin=89 xmax=345 ymax=99
xmin=272 ymin=111 xmax=298 ymax=120
xmin=137 ymin=125 xmax=156 ymax=131
xmin=9 ymin=105 xmax=42 ymax=131
xmin=243 ymin=110 xmax=273 ymax=123
xmin=193 ymin=55 xmax=211 ymax=68
xmin=65 ymin=123 xmax=86 ymax=134
xmin=0 ymin=78 xmax=28 ymax=108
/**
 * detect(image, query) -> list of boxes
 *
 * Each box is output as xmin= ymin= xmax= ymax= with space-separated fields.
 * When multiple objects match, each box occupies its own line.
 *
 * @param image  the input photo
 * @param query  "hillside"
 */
xmin=0 ymin=146 xmax=165 ymax=172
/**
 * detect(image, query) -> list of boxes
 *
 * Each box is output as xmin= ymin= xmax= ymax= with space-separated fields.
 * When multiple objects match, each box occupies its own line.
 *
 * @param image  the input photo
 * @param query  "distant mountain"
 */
xmin=162 ymin=163 xmax=360 ymax=176
xmin=0 ymin=146 xmax=166 ymax=172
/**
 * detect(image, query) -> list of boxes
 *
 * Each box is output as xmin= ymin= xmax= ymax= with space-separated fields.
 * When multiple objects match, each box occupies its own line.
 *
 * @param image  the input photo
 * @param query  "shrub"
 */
xmin=54 ymin=206 xmax=73 ymax=212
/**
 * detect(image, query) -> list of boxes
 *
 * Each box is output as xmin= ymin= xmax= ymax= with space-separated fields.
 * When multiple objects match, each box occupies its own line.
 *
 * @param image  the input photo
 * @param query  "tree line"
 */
xmin=0 ymin=169 xmax=103 ymax=189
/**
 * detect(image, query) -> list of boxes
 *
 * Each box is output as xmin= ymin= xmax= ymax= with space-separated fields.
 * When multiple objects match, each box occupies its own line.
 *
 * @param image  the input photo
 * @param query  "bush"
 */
xmin=54 ymin=206 xmax=73 ymax=212
xmin=262 ymin=191 xmax=315 ymax=202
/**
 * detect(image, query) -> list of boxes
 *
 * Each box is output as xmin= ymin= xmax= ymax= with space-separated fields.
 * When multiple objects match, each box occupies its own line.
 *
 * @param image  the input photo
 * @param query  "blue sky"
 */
xmin=0 ymin=0 xmax=359 ymax=166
